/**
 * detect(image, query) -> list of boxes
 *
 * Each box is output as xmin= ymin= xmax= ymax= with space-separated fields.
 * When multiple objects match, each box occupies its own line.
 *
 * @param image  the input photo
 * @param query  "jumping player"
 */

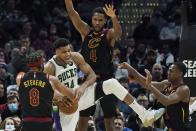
xmin=64 ymin=0 xmax=122 ymax=130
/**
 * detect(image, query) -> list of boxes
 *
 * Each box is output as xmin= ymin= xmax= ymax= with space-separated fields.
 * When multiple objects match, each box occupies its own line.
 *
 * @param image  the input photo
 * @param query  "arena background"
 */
xmin=180 ymin=1 xmax=196 ymax=130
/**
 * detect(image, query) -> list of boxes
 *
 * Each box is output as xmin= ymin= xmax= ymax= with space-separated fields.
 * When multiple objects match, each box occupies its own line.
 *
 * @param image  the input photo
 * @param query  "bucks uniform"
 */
xmin=49 ymin=56 xmax=79 ymax=131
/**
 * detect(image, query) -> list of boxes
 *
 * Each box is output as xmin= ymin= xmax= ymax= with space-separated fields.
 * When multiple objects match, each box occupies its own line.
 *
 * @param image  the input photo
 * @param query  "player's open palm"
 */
xmin=103 ymin=4 xmax=116 ymax=18
xmin=145 ymin=69 xmax=152 ymax=90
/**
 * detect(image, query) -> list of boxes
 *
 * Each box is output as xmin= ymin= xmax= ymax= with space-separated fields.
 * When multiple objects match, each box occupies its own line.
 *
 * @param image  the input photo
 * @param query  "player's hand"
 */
xmin=53 ymin=91 xmax=64 ymax=102
xmin=103 ymin=4 xmax=116 ymax=18
xmin=53 ymin=91 xmax=73 ymax=107
xmin=62 ymin=96 xmax=74 ymax=107
xmin=74 ymin=87 xmax=85 ymax=102
xmin=145 ymin=69 xmax=152 ymax=90
xmin=118 ymin=62 xmax=129 ymax=69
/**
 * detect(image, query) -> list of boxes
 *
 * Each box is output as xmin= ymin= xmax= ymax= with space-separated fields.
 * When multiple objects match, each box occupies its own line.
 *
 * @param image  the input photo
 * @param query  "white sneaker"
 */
xmin=190 ymin=100 xmax=196 ymax=115
xmin=139 ymin=108 xmax=165 ymax=127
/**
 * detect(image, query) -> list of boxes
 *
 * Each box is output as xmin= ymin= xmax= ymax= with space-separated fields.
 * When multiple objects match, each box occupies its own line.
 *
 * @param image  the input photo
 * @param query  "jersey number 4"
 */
xmin=90 ymin=49 xmax=97 ymax=62
xmin=29 ymin=88 xmax=39 ymax=106
xmin=64 ymin=79 xmax=74 ymax=88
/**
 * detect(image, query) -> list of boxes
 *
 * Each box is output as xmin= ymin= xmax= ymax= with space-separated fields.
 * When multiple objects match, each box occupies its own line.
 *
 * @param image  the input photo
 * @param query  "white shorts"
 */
xmin=79 ymin=82 xmax=97 ymax=111
xmin=59 ymin=108 xmax=79 ymax=131
xmin=60 ymin=83 xmax=97 ymax=131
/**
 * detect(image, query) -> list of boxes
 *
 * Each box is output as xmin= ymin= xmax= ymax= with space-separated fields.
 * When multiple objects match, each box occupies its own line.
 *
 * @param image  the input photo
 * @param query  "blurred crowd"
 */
xmin=0 ymin=0 xmax=184 ymax=131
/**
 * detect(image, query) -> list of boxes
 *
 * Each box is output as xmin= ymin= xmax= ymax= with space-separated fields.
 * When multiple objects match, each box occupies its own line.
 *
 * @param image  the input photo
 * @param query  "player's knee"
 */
xmin=103 ymin=78 xmax=128 ymax=101
xmin=102 ymin=78 xmax=118 ymax=95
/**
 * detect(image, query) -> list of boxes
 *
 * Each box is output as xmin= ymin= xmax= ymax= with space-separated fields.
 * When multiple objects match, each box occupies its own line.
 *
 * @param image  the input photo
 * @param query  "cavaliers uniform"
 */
xmin=49 ymin=56 xmax=79 ymax=131
xmin=80 ymin=29 xmax=117 ymax=118
xmin=81 ymin=29 xmax=113 ymax=78
xmin=18 ymin=72 xmax=54 ymax=131
xmin=163 ymin=83 xmax=191 ymax=131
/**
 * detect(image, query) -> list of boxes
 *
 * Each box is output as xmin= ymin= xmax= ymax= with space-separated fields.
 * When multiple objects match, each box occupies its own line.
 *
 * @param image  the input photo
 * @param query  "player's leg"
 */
xmin=101 ymin=78 xmax=165 ymax=127
xmin=100 ymin=94 xmax=117 ymax=131
xmin=77 ymin=117 xmax=89 ymax=131
xmin=78 ymin=105 xmax=96 ymax=131
xmin=77 ymin=83 xmax=97 ymax=131
xmin=59 ymin=109 xmax=79 ymax=131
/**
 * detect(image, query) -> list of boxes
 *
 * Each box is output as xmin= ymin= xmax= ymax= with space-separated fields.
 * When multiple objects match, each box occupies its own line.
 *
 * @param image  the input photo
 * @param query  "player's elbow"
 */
xmin=161 ymin=98 xmax=170 ymax=106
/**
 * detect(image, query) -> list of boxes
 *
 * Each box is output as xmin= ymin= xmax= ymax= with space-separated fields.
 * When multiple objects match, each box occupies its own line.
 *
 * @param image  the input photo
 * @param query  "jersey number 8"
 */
xmin=29 ymin=88 xmax=39 ymax=106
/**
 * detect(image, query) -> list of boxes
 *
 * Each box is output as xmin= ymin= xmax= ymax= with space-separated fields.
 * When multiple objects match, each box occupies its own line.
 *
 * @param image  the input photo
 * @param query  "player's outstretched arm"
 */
xmin=71 ymin=52 xmax=96 ymax=100
xmin=104 ymin=4 xmax=122 ymax=44
xmin=64 ymin=0 xmax=90 ymax=38
xmin=145 ymin=69 xmax=190 ymax=106
xmin=50 ymin=75 xmax=74 ymax=100
xmin=119 ymin=62 xmax=168 ymax=91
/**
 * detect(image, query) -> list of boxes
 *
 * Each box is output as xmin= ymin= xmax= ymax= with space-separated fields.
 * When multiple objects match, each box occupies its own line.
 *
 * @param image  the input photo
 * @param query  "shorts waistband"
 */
xmin=96 ymin=74 xmax=112 ymax=79
xmin=23 ymin=117 xmax=51 ymax=123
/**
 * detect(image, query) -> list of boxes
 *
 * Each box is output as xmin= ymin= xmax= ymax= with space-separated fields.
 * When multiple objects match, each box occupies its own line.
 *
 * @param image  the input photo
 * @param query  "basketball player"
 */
xmin=16 ymin=52 xmax=76 ymax=131
xmin=119 ymin=62 xmax=191 ymax=131
xmin=64 ymin=0 xmax=122 ymax=130
xmin=44 ymin=38 xmax=165 ymax=131
xmin=44 ymin=38 xmax=96 ymax=131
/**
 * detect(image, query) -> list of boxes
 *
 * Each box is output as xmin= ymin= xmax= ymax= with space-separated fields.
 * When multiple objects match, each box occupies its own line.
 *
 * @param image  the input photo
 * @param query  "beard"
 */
xmin=93 ymin=25 xmax=104 ymax=32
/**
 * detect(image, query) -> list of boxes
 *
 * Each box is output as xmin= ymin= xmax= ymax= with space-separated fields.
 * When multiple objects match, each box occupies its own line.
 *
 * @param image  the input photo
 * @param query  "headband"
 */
xmin=27 ymin=57 xmax=44 ymax=67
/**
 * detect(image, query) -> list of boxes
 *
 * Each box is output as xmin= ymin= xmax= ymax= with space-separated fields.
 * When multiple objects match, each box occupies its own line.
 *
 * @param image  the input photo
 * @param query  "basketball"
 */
xmin=58 ymin=96 xmax=78 ymax=115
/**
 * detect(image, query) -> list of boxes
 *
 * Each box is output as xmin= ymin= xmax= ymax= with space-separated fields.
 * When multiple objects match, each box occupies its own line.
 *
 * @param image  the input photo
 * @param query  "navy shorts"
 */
xmin=17 ymin=121 xmax=53 ymax=131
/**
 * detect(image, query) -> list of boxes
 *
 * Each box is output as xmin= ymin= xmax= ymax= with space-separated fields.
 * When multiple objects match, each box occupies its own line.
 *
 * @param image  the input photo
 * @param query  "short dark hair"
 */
xmin=27 ymin=52 xmax=42 ymax=66
xmin=115 ymin=115 xmax=124 ymax=122
xmin=92 ymin=7 xmax=107 ymax=18
xmin=147 ymin=49 xmax=156 ymax=56
xmin=119 ymin=77 xmax=129 ymax=84
xmin=54 ymin=38 xmax=70 ymax=50
xmin=137 ymin=93 xmax=147 ymax=98
xmin=174 ymin=62 xmax=187 ymax=76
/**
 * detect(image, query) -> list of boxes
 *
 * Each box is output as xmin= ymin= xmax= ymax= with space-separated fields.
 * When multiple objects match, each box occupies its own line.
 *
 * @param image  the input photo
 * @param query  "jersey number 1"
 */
xmin=90 ymin=49 xmax=97 ymax=62
xmin=29 ymin=88 xmax=39 ymax=106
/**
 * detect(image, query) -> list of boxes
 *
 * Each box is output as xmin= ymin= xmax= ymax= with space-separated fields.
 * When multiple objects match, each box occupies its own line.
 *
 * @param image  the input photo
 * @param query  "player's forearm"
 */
xmin=126 ymin=65 xmax=146 ymax=87
xmin=80 ymin=72 xmax=96 ymax=89
xmin=64 ymin=0 xmax=77 ymax=17
xmin=59 ymin=84 xmax=74 ymax=100
xmin=149 ymin=84 xmax=169 ymax=106
xmin=111 ymin=16 xmax=122 ymax=39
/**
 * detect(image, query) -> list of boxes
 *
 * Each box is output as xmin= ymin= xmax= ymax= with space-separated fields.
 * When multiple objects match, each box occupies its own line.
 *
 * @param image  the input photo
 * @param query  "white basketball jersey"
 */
xmin=49 ymin=56 xmax=79 ymax=89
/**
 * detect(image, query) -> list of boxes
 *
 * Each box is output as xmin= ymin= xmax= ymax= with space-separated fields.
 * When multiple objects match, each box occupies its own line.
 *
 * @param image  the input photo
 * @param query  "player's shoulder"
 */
xmin=179 ymin=84 xmax=190 ymax=91
xmin=44 ymin=61 xmax=55 ymax=75
xmin=71 ymin=52 xmax=85 ymax=66
xmin=45 ymin=61 xmax=55 ymax=68
xmin=71 ymin=52 xmax=84 ymax=61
